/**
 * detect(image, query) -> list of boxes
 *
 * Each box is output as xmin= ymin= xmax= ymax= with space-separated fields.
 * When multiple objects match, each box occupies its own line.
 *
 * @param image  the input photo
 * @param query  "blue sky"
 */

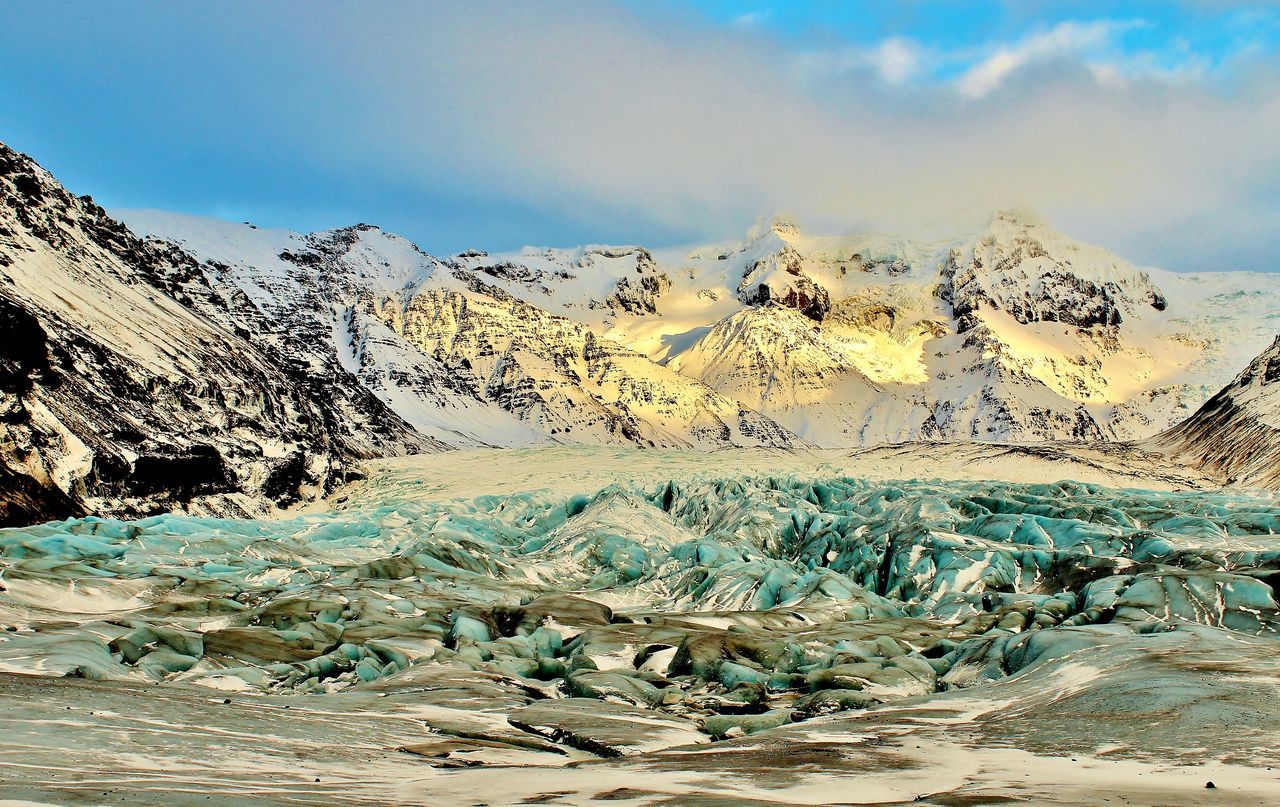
xmin=2 ymin=1 xmax=1280 ymax=270
xmin=679 ymin=1 xmax=1276 ymax=64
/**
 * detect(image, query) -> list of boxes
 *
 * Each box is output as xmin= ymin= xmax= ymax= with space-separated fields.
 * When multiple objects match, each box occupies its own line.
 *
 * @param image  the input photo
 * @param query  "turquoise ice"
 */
xmin=1 ymin=472 xmax=1278 ymax=732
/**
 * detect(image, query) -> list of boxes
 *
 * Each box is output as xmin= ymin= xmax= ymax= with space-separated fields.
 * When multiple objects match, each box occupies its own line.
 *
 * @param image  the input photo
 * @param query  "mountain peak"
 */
xmin=744 ymin=214 xmax=803 ymax=244
xmin=989 ymin=207 xmax=1048 ymax=229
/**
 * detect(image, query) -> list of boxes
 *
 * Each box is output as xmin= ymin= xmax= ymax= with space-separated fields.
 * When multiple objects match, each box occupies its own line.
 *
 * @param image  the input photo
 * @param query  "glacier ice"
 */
xmin=1 ymin=454 xmax=1280 ymax=802
xmin=2 ymin=471 xmax=1277 ymax=713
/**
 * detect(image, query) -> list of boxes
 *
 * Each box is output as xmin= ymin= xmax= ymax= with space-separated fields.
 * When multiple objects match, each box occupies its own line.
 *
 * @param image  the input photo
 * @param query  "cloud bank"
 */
xmin=344 ymin=1 xmax=1280 ymax=269
xmin=3 ymin=0 xmax=1280 ymax=270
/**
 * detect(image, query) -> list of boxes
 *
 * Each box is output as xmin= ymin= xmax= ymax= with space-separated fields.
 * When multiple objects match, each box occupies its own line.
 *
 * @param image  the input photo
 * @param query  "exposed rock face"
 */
xmin=1153 ymin=336 xmax=1280 ymax=488
xmin=737 ymin=238 xmax=832 ymax=322
xmin=148 ymin=216 xmax=528 ymax=449
xmin=0 ymin=141 xmax=434 ymax=524
xmin=941 ymin=212 xmax=1168 ymax=333
xmin=394 ymin=274 xmax=798 ymax=448
xmin=606 ymin=271 xmax=670 ymax=315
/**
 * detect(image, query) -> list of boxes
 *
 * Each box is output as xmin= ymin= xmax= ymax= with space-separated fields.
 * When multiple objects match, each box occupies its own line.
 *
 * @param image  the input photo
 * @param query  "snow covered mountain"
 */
xmin=555 ymin=215 xmax=1272 ymax=440
xmin=119 ymin=212 xmax=799 ymax=450
xmin=0 ymin=142 xmax=437 ymax=525
xmin=4 ymin=135 xmax=1277 ymax=527
xmin=655 ymin=213 xmax=1276 ymax=444
xmin=124 ymin=208 xmax=1279 ymax=450
xmin=1152 ymin=336 xmax=1280 ymax=488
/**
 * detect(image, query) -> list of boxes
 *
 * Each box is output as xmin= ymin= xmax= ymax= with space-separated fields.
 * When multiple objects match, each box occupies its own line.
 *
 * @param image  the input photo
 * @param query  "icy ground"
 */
xmin=0 ymin=447 xmax=1278 ymax=805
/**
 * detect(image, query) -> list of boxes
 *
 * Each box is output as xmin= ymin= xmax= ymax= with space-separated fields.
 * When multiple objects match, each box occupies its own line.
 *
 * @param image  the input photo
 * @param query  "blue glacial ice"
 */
xmin=1 ymin=471 xmax=1277 ymax=740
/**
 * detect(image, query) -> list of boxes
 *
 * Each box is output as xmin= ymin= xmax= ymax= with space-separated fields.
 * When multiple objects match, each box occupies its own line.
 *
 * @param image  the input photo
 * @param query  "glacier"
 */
xmin=1 ymin=448 xmax=1278 ymax=804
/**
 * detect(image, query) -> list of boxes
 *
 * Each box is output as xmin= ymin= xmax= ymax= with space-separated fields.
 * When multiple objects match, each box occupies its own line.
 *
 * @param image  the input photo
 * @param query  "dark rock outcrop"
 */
xmin=1152 ymin=336 xmax=1280 ymax=488
xmin=0 ymin=140 xmax=437 ymax=524
xmin=738 ymin=248 xmax=831 ymax=322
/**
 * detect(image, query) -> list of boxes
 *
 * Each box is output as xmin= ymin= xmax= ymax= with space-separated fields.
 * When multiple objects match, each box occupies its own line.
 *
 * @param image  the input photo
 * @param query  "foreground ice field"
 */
xmin=0 ymin=446 xmax=1277 ymax=805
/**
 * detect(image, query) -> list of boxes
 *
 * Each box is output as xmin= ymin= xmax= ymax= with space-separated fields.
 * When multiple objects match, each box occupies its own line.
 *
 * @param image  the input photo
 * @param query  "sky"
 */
xmin=2 ymin=1 xmax=1280 ymax=271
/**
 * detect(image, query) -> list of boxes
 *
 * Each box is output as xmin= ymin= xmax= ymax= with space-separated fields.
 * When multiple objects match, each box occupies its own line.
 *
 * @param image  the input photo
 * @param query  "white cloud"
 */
xmin=732 ymin=9 xmax=772 ymax=28
xmin=955 ymin=20 xmax=1142 ymax=98
xmin=792 ymin=37 xmax=925 ymax=85
xmin=868 ymin=38 xmax=926 ymax=84
xmin=53 ymin=0 xmax=1277 ymax=270
xmin=791 ymin=19 xmax=1215 ymax=99
xmin=321 ymin=1 xmax=1280 ymax=268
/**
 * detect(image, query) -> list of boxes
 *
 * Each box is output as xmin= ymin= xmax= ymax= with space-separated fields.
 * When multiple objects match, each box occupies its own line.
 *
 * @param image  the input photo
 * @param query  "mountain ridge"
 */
xmin=1152 ymin=336 xmax=1280 ymax=488
xmin=120 ymin=202 xmax=1278 ymax=449
xmin=0 ymin=141 xmax=439 ymax=525
xmin=2 ymin=138 xmax=1279 ymax=525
